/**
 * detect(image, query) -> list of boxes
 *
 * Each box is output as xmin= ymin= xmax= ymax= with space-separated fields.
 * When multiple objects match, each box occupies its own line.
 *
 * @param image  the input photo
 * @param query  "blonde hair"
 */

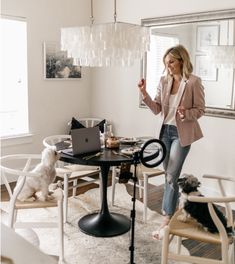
xmin=163 ymin=44 xmax=193 ymax=79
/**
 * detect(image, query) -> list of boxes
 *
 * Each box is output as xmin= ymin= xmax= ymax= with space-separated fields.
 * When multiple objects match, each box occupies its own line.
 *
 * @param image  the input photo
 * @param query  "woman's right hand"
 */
xmin=138 ymin=78 xmax=147 ymax=97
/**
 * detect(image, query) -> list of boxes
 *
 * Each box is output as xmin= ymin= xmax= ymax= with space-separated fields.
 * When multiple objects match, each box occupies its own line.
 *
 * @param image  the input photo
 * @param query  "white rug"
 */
xmin=1 ymin=185 xmax=189 ymax=264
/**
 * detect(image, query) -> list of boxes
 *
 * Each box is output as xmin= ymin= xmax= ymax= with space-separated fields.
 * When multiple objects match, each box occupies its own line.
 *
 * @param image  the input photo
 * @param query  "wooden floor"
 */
xmin=1 ymin=174 xmax=233 ymax=261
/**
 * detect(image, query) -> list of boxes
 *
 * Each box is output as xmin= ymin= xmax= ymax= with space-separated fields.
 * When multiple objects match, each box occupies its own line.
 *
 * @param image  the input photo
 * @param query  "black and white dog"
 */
xmin=177 ymin=174 xmax=233 ymax=235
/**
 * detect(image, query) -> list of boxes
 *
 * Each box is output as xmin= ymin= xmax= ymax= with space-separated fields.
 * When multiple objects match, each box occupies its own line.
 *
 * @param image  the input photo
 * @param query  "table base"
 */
xmin=78 ymin=212 xmax=131 ymax=237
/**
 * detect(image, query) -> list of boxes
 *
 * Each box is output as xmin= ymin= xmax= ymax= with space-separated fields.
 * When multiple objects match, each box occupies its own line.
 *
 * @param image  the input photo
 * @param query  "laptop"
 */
xmin=62 ymin=127 xmax=101 ymax=156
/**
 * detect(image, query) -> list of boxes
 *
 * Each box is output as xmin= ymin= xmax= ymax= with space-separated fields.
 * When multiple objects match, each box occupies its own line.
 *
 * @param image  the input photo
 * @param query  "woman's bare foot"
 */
xmin=152 ymin=215 xmax=171 ymax=240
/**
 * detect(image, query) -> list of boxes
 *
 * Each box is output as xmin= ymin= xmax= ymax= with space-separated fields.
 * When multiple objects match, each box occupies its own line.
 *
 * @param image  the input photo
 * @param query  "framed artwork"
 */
xmin=195 ymin=55 xmax=218 ymax=81
xmin=196 ymin=25 xmax=220 ymax=51
xmin=43 ymin=41 xmax=81 ymax=80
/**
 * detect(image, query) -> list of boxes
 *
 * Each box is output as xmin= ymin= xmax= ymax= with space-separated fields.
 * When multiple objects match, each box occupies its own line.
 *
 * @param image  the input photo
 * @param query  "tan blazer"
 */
xmin=143 ymin=74 xmax=205 ymax=147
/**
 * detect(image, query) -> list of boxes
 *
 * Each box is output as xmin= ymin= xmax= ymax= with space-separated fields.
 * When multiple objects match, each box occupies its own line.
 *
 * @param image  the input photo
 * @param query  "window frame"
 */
xmin=0 ymin=15 xmax=30 ymax=139
xmin=139 ymin=32 xmax=179 ymax=107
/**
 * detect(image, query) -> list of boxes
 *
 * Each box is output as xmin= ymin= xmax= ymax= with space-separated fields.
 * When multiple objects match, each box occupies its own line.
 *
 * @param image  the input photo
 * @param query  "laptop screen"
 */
xmin=64 ymin=127 xmax=101 ymax=156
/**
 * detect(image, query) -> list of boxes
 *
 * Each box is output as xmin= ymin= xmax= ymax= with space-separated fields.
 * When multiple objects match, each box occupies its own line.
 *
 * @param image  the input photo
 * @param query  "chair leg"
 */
xmin=57 ymin=199 xmax=64 ymax=263
xmin=221 ymin=241 xmax=229 ymax=264
xmin=143 ymin=174 xmax=148 ymax=223
xmin=8 ymin=200 xmax=17 ymax=228
xmin=161 ymin=226 xmax=170 ymax=264
xmin=229 ymin=242 xmax=234 ymax=264
xmin=176 ymin=236 xmax=182 ymax=254
xmin=63 ymin=173 xmax=69 ymax=223
xmin=111 ymin=167 xmax=117 ymax=206
xmin=139 ymin=179 xmax=143 ymax=199
xmin=72 ymin=179 xmax=77 ymax=197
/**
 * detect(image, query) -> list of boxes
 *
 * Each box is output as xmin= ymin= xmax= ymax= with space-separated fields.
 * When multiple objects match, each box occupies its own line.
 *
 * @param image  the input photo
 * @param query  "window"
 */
xmin=145 ymin=34 xmax=179 ymax=99
xmin=0 ymin=16 xmax=29 ymax=137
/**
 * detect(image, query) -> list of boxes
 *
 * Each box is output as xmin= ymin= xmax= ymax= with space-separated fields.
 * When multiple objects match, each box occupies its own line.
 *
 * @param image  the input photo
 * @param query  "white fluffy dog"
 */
xmin=17 ymin=148 xmax=60 ymax=202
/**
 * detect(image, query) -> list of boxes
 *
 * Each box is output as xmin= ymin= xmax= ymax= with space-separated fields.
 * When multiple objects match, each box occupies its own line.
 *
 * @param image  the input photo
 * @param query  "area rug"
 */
xmin=1 ymin=185 xmax=189 ymax=264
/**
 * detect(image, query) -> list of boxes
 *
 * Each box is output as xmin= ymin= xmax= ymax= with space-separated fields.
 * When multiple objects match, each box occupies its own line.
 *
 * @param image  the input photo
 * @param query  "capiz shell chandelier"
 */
xmin=61 ymin=0 xmax=150 ymax=67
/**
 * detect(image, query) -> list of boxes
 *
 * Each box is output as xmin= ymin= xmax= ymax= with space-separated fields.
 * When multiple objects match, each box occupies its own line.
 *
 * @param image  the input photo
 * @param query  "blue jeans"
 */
xmin=160 ymin=124 xmax=191 ymax=216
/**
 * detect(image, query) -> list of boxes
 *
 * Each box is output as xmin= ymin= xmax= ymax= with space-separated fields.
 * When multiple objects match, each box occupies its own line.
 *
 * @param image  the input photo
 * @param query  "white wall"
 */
xmin=1 ymin=0 xmax=235 ymax=195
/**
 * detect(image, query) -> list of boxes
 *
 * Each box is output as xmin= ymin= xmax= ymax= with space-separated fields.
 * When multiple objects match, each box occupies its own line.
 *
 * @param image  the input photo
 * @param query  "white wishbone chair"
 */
xmin=0 ymin=154 xmax=64 ymax=262
xmin=161 ymin=174 xmax=235 ymax=264
xmin=111 ymin=164 xmax=164 ymax=222
xmin=43 ymin=134 xmax=101 ymax=223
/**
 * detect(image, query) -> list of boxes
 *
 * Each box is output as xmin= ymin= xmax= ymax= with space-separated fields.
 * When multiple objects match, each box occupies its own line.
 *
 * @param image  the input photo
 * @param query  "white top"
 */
xmin=164 ymin=79 xmax=185 ymax=126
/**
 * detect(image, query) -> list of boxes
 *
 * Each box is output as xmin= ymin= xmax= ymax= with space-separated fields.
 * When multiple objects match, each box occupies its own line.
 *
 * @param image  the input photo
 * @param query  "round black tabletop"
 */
xmin=60 ymin=147 xmax=132 ymax=166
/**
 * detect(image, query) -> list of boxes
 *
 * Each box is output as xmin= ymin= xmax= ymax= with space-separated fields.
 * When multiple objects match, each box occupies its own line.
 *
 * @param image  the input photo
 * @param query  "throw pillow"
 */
xmin=69 ymin=117 xmax=85 ymax=134
xmin=69 ymin=117 xmax=106 ymax=134
xmin=95 ymin=119 xmax=106 ymax=133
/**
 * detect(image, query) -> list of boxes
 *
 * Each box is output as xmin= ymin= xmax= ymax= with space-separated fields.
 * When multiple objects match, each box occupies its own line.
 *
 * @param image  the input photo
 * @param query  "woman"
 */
xmin=138 ymin=44 xmax=205 ymax=239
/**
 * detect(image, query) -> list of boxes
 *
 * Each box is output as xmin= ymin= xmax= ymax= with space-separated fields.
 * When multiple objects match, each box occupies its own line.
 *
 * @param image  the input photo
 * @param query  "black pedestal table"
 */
xmin=60 ymin=148 xmax=132 ymax=237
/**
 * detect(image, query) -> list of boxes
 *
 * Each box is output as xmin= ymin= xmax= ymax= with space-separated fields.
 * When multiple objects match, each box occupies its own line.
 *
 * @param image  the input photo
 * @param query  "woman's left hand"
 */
xmin=177 ymin=106 xmax=185 ymax=120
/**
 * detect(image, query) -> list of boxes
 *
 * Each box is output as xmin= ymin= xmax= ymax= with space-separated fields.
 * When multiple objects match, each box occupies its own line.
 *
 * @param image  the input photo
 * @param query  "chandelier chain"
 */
xmin=114 ymin=0 xmax=117 ymax=23
xmin=90 ymin=0 xmax=94 ymax=25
